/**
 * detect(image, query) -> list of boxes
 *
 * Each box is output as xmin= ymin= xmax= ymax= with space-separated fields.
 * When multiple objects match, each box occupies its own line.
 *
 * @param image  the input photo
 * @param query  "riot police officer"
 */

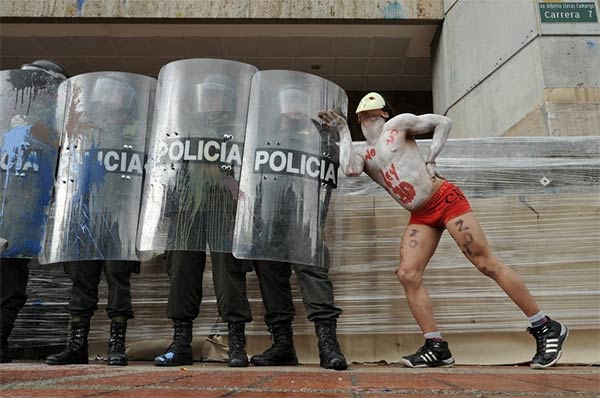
xmin=44 ymin=73 xmax=156 ymax=366
xmin=1 ymin=60 xmax=68 ymax=363
xmin=236 ymin=82 xmax=348 ymax=370
xmin=143 ymin=63 xmax=256 ymax=367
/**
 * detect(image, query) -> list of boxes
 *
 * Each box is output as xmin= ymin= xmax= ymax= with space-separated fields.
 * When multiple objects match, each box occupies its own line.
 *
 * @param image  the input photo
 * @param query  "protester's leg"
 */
xmin=251 ymin=260 xmax=298 ymax=366
xmin=104 ymin=260 xmax=137 ymax=366
xmin=155 ymin=251 xmax=205 ymax=367
xmin=446 ymin=211 xmax=568 ymax=368
xmin=0 ymin=258 xmax=30 ymax=363
xmin=211 ymin=252 xmax=253 ymax=367
xmin=46 ymin=261 xmax=101 ymax=365
xmin=395 ymin=224 xmax=456 ymax=368
xmin=395 ymin=224 xmax=444 ymax=334
xmin=446 ymin=212 xmax=540 ymax=315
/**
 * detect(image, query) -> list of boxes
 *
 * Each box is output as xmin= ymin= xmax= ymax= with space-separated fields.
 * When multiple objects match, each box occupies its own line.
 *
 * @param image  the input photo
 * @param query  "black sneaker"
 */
xmin=399 ymin=339 xmax=455 ymax=368
xmin=528 ymin=318 xmax=569 ymax=369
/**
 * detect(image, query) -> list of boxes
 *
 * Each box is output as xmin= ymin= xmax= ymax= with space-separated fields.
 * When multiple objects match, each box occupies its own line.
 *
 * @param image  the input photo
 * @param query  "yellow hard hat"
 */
xmin=356 ymin=92 xmax=385 ymax=114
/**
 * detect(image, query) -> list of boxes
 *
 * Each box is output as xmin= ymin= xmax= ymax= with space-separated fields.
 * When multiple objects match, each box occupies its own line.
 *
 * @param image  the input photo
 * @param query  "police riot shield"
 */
xmin=232 ymin=70 xmax=347 ymax=267
xmin=0 ymin=69 xmax=65 ymax=258
xmin=137 ymin=59 xmax=256 ymax=257
xmin=40 ymin=72 xmax=156 ymax=264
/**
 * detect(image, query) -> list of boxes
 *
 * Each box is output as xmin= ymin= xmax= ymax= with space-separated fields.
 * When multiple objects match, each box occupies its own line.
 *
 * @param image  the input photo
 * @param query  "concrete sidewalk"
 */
xmin=0 ymin=362 xmax=598 ymax=398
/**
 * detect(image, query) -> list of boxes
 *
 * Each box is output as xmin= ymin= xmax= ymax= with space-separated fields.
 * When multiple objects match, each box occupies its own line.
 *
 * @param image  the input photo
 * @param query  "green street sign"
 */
xmin=539 ymin=2 xmax=598 ymax=23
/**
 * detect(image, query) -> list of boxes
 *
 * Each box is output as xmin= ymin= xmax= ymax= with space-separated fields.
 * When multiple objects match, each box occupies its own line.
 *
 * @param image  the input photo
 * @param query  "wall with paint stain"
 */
xmin=1 ymin=0 xmax=444 ymax=19
xmin=432 ymin=0 xmax=600 ymax=138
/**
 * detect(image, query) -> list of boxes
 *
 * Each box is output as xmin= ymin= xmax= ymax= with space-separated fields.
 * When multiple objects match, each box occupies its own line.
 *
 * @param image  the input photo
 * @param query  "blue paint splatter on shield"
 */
xmin=67 ymin=144 xmax=108 ymax=258
xmin=0 ymin=125 xmax=58 ymax=257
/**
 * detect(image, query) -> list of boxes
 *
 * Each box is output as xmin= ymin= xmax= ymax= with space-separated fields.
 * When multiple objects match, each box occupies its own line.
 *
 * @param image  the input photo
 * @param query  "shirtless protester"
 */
xmin=318 ymin=92 xmax=568 ymax=369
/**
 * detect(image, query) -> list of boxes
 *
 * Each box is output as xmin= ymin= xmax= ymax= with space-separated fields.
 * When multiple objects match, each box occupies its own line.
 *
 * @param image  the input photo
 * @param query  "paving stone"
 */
xmin=258 ymin=372 xmax=352 ymax=389
xmin=3 ymin=388 xmax=114 ymax=397
xmin=1 ymin=362 xmax=598 ymax=398
xmin=234 ymin=393 xmax=353 ymax=398
xmin=56 ymin=371 xmax=193 ymax=388
xmin=428 ymin=373 xmax=572 ymax=393
xmin=0 ymin=364 xmax=113 ymax=384
xmin=362 ymin=395 xmax=472 ymax=398
xmin=96 ymin=389 xmax=226 ymax=398
xmin=158 ymin=370 xmax=276 ymax=388
xmin=508 ymin=373 xmax=600 ymax=393
xmin=352 ymin=372 xmax=453 ymax=391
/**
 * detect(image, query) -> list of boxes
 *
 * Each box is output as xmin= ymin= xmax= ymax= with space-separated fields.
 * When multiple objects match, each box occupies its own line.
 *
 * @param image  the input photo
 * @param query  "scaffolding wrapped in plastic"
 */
xmin=8 ymin=136 xmax=599 ymax=358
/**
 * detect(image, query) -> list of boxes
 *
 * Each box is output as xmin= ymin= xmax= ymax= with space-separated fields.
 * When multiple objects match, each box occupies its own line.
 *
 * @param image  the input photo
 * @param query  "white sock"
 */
xmin=424 ymin=331 xmax=443 ymax=341
xmin=528 ymin=311 xmax=548 ymax=327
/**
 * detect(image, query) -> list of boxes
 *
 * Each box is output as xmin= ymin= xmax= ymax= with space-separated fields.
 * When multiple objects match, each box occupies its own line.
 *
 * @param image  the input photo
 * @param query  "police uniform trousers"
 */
xmin=166 ymin=250 xmax=252 ymax=323
xmin=0 ymin=258 xmax=30 ymax=329
xmin=253 ymin=260 xmax=342 ymax=326
xmin=64 ymin=260 xmax=138 ymax=319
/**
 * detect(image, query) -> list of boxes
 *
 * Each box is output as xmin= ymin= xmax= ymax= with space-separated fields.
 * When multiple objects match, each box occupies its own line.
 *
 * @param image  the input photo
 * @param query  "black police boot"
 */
xmin=0 ymin=321 xmax=14 ymax=363
xmin=107 ymin=316 xmax=128 ymax=366
xmin=46 ymin=317 xmax=90 ymax=365
xmin=227 ymin=322 xmax=248 ymax=367
xmin=250 ymin=321 xmax=299 ymax=366
xmin=315 ymin=320 xmax=348 ymax=370
xmin=154 ymin=319 xmax=194 ymax=366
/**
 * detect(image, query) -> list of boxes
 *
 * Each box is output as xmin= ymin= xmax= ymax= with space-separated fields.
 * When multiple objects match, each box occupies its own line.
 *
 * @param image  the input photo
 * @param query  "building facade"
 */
xmin=1 ymin=0 xmax=598 ymax=364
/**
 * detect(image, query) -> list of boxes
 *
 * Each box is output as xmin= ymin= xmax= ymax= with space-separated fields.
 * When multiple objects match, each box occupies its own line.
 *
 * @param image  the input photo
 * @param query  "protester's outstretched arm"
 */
xmin=384 ymin=113 xmax=452 ymax=178
xmin=319 ymin=110 xmax=364 ymax=177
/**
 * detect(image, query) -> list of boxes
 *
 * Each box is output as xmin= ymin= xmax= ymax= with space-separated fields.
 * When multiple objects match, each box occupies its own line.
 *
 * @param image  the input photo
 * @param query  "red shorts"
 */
xmin=408 ymin=180 xmax=472 ymax=228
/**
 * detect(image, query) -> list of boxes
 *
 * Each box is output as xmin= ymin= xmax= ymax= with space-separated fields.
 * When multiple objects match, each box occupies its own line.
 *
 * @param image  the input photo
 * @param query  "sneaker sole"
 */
xmin=531 ymin=325 xmax=569 ymax=369
xmin=398 ymin=357 xmax=455 ymax=368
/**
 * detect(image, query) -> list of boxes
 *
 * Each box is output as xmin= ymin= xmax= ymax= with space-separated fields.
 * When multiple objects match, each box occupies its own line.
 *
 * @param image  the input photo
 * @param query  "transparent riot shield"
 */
xmin=137 ymin=59 xmax=257 ymax=257
xmin=0 ymin=69 xmax=65 ymax=258
xmin=40 ymin=72 xmax=156 ymax=264
xmin=232 ymin=70 xmax=347 ymax=267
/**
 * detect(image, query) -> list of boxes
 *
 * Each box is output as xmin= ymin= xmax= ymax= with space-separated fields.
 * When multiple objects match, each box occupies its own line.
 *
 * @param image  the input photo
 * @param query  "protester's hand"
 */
xmin=318 ymin=110 xmax=347 ymax=130
xmin=425 ymin=161 xmax=438 ymax=180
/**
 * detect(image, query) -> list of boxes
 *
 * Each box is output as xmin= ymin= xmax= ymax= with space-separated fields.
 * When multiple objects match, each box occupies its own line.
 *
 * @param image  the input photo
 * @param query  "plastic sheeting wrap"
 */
xmin=7 ymin=261 xmax=71 ymax=355
xmin=8 ymin=136 xmax=600 ymax=352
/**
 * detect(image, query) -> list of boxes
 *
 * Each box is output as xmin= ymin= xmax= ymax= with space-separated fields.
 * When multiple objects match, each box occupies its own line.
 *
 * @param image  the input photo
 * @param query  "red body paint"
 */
xmin=380 ymin=163 xmax=416 ymax=204
xmin=364 ymin=147 xmax=377 ymax=161
xmin=386 ymin=129 xmax=399 ymax=145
